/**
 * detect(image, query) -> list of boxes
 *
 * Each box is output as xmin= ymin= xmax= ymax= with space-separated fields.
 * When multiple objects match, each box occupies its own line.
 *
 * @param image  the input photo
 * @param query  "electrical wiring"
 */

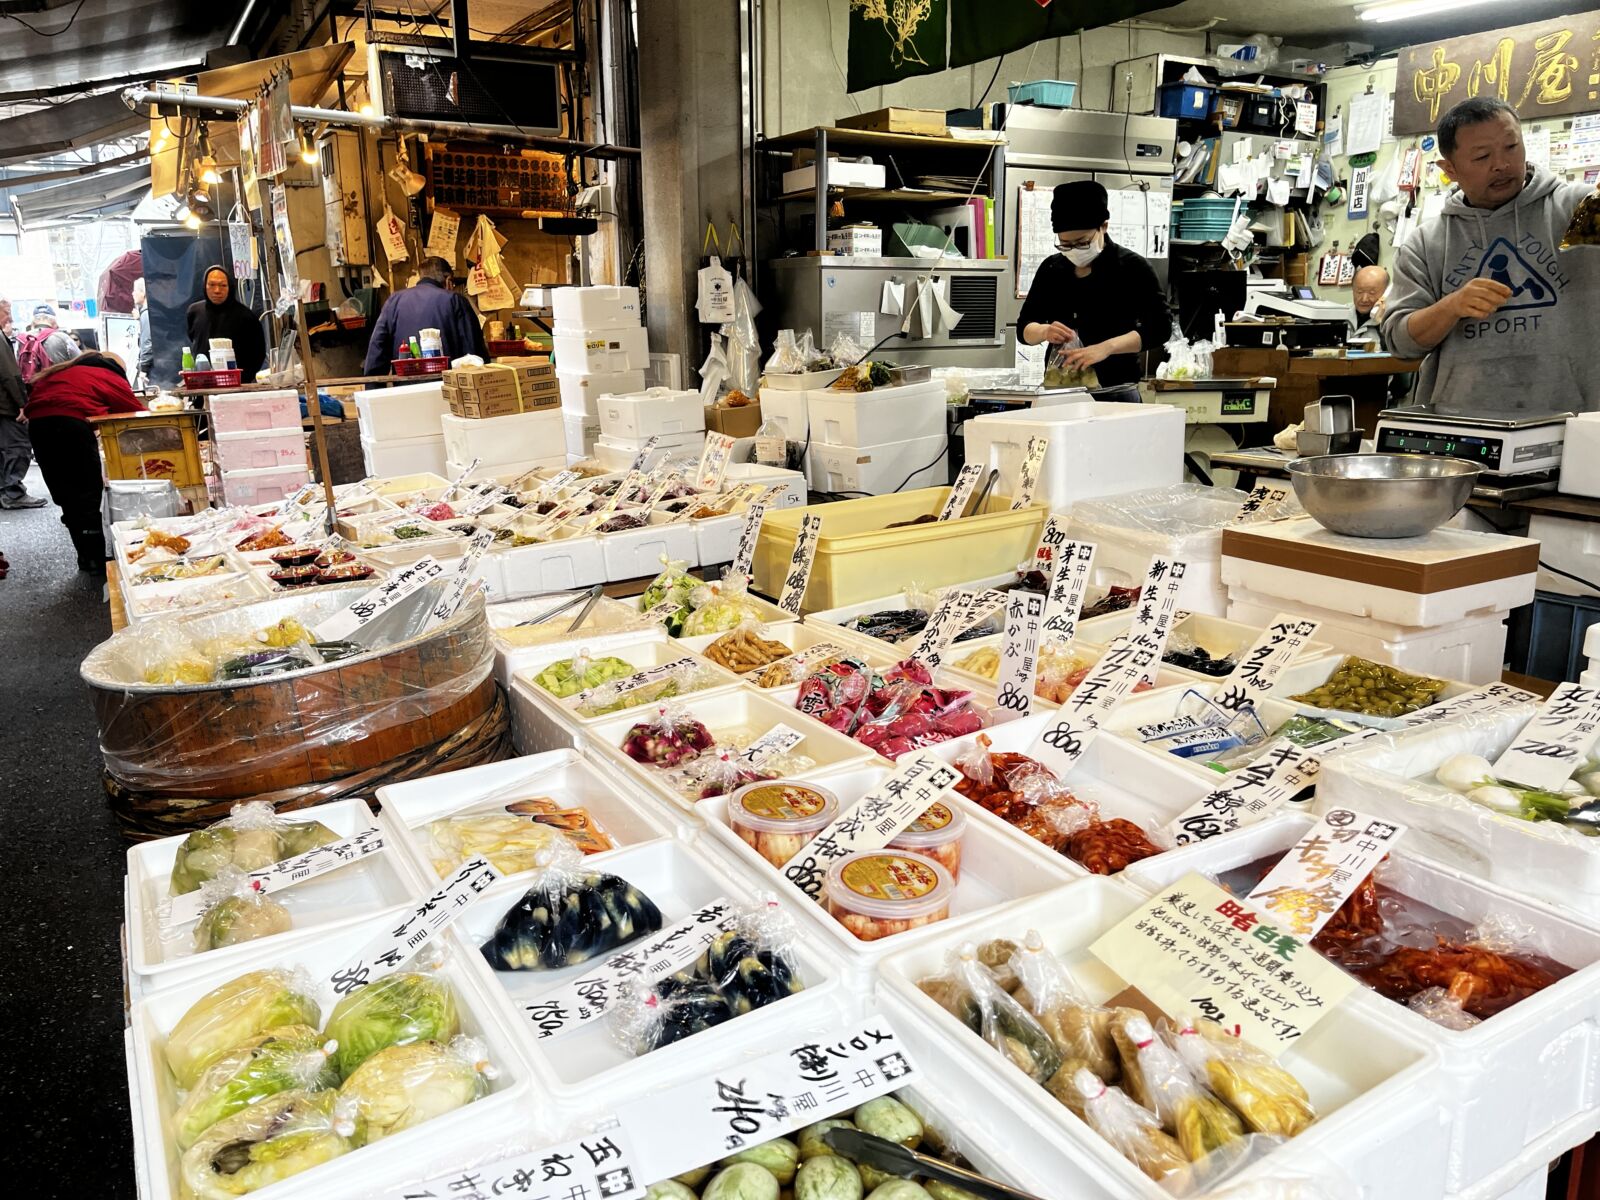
xmin=1 ymin=0 xmax=87 ymax=37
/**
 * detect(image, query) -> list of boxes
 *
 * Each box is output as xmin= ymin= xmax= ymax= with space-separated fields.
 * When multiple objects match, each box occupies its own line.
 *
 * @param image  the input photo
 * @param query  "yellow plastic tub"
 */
xmin=753 ymin=487 xmax=1046 ymax=611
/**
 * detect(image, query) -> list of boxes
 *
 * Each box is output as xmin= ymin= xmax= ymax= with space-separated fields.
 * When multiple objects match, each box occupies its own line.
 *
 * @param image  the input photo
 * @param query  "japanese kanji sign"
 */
xmin=164 ymin=826 xmax=386 ymax=927
xmin=777 ymin=514 xmax=822 ymax=616
xmin=995 ymin=590 xmax=1046 ymax=719
xmin=1397 ymin=681 xmax=1542 ymax=727
xmin=389 ymin=1129 xmax=644 ymax=1200
xmin=1011 ymin=436 xmax=1049 ymax=510
xmin=1247 ymin=809 xmax=1408 ymax=938
xmin=1211 ymin=616 xmax=1321 ymax=709
xmin=1040 ymin=536 xmax=1096 ymax=645
xmin=1493 ymin=682 xmax=1600 ymax=791
xmin=316 ymin=555 xmax=446 ymax=641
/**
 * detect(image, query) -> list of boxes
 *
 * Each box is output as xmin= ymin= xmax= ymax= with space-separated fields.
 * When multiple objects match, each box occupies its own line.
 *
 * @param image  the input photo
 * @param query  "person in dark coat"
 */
xmin=186 ymin=265 xmax=267 ymax=382
xmin=0 ymin=298 xmax=44 ymax=509
xmin=362 ymin=256 xmax=489 ymax=374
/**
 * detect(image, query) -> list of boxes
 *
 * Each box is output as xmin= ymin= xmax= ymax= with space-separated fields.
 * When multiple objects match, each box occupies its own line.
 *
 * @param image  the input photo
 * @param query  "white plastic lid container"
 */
xmin=886 ymin=799 xmax=968 ymax=880
xmin=551 ymin=284 xmax=641 ymax=330
xmin=599 ymin=387 xmax=705 ymax=440
xmin=823 ymin=850 xmax=955 ymax=941
xmin=727 ymin=779 xmax=840 ymax=868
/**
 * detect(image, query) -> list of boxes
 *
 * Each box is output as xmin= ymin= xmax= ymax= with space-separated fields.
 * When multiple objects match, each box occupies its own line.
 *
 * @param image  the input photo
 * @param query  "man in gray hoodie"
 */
xmin=1382 ymin=97 xmax=1598 ymax=417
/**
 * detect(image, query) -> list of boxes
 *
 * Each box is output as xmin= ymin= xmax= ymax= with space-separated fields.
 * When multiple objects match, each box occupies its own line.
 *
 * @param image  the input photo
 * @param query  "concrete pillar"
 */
xmin=637 ymin=0 xmax=746 ymax=381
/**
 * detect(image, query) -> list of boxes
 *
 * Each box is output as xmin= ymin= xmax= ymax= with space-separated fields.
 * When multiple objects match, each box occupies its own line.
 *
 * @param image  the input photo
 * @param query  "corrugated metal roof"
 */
xmin=11 ymin=162 xmax=149 ymax=226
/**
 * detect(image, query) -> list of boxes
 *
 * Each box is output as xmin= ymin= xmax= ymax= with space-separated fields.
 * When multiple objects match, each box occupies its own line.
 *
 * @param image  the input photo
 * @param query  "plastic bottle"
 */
xmin=409 ymin=335 xmax=423 ymax=359
xmin=397 ymin=343 xmax=412 ymax=359
xmin=193 ymin=353 xmax=211 ymax=371
xmin=181 ymin=346 xmax=195 ymax=371
xmin=754 ymin=416 xmax=787 ymax=468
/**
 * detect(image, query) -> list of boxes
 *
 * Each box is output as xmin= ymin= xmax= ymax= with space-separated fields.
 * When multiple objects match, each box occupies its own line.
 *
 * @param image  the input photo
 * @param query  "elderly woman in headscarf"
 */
xmin=186 ymin=265 xmax=266 ymax=382
xmin=25 ymin=340 xmax=145 ymax=573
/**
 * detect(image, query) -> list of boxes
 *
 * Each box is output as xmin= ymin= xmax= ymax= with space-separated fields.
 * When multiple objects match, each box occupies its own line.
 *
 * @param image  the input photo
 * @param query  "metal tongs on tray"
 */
xmin=822 ymin=1128 xmax=1046 ymax=1200
xmin=510 ymin=583 xmax=605 ymax=633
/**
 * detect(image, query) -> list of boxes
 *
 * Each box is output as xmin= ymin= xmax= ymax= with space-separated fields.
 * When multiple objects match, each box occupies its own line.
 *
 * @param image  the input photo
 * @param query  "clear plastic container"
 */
xmin=727 ymin=779 xmax=839 ymax=868
xmin=887 ymin=800 xmax=968 ymax=880
xmin=823 ymin=850 xmax=954 ymax=942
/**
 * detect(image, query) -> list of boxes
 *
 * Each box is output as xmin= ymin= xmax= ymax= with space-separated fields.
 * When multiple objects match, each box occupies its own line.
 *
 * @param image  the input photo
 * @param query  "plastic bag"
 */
xmin=619 ymin=703 xmax=716 ymax=767
xmin=339 ymin=1033 xmax=495 ymax=1145
xmin=847 ymin=671 xmax=989 ymax=759
xmin=1065 ymin=483 xmax=1248 ymax=548
xmin=1352 ymin=912 xmax=1560 ymax=1025
xmin=1069 ymin=1068 xmax=1189 ymax=1183
xmin=682 ymin=575 xmax=764 ymax=637
xmin=1162 ymin=631 xmax=1241 ymax=678
xmin=532 ymin=649 xmax=637 ymax=699
xmin=703 ymin=619 xmax=793 ymax=675
xmin=1044 ymin=337 xmax=1100 ymax=389
xmin=952 ymin=734 xmax=1096 ymax=852
xmin=1561 ymin=191 xmax=1600 ymax=250
xmin=825 ymin=330 xmax=865 ymax=368
xmin=686 ymin=744 xmax=777 ymax=800
xmin=1117 ymin=1015 xmax=1245 ymax=1160
xmin=180 ymin=1089 xmax=352 ymax=1198
xmin=763 ymin=329 xmax=806 ymax=376
xmin=479 ymin=838 xmax=663 ymax=971
xmin=1009 ymin=931 xmax=1128 ymax=1086
xmin=918 ymin=942 xmax=1063 ymax=1084
xmin=611 ymin=973 xmax=733 ymax=1055
xmin=165 ymin=968 xmax=323 ymax=1089
xmin=1166 ymin=1017 xmax=1315 ymax=1137
xmin=168 ymin=802 xmax=341 ymax=896
xmin=324 ymin=967 xmax=461 ymax=1080
xmin=191 ymin=868 xmax=294 ymax=952
xmin=173 ymin=1026 xmax=337 ymax=1150
xmin=576 ymin=660 xmax=722 ymax=718
xmin=705 ymin=897 xmax=806 ymax=1015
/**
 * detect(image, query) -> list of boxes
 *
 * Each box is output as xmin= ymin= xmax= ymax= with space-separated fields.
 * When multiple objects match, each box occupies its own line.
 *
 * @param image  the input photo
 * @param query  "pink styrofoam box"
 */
xmin=208 ymin=388 xmax=300 ymax=434
xmin=211 ymin=428 xmax=309 ymax=472
xmin=219 ymin=464 xmax=312 ymax=506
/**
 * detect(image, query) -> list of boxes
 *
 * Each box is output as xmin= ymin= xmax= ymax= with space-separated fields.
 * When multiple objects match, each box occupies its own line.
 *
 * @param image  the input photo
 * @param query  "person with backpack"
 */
xmin=0 ymin=298 xmax=44 ymax=509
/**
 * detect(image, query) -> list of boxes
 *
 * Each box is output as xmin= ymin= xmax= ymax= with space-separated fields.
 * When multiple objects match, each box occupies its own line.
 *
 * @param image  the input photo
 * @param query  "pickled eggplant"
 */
xmin=480 ymin=872 xmax=663 ymax=970
xmin=706 ymin=928 xmax=802 ymax=1015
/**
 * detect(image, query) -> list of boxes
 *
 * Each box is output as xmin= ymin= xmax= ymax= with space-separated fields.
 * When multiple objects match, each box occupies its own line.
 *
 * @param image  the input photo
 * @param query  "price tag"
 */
xmin=1398 ymin=682 xmax=1542 ymax=727
xmin=780 ymin=752 xmax=962 ymax=900
xmin=938 ymin=463 xmax=985 ymax=520
xmin=1232 ymin=483 xmax=1290 ymax=525
xmin=1040 ymin=538 xmax=1097 ymax=644
xmin=777 ymin=513 xmax=822 ymax=615
xmin=1493 ymin=682 xmax=1600 ymax=790
xmin=444 ymin=456 xmax=482 ymax=499
xmin=629 ymin=435 xmax=662 ymax=472
xmin=316 ymin=555 xmax=446 ymax=642
xmin=614 ymin=469 xmax=649 ymax=505
xmin=1033 ymin=512 xmax=1066 ymax=570
xmin=736 ymin=723 xmax=806 ymax=767
xmin=277 ymin=484 xmax=316 ymax=517
xmin=386 ymin=1129 xmax=645 ymax=1200
xmin=994 ymin=591 xmax=1045 ymax=719
xmin=1011 ymin=435 xmax=1050 ymax=509
xmin=907 ymin=589 xmax=1006 ymax=668
xmin=1125 ymin=556 xmax=1188 ymax=684
xmin=730 ymin=503 xmax=767 ymax=578
xmin=163 ymin=827 xmax=387 ymax=926
xmin=523 ymin=899 xmax=737 ymax=1039
xmin=638 ymin=599 xmax=682 ymax=625
xmin=566 ymin=656 xmax=701 ymax=710
xmin=535 ymin=468 xmax=580 ymax=496
xmin=1246 ymin=807 xmax=1408 ymax=938
xmin=1026 ymin=637 xmax=1160 ymax=776
xmin=611 ymin=1015 xmax=923 ymax=1183
xmin=1090 ymin=871 xmax=1358 ymax=1057
xmin=696 ymin=432 xmax=737 ymax=491
xmin=1210 ymin=616 xmax=1321 ymax=709
xmin=425 ymin=529 xmax=496 ymax=628
xmin=319 ymin=856 xmax=502 ymax=1006
xmin=460 ymin=486 xmax=511 ymax=517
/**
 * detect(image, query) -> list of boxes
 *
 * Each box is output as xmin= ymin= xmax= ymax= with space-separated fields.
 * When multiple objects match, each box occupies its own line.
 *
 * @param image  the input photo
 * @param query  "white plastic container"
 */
xmin=756 ymin=384 xmax=810 ymax=442
xmin=806 ymin=433 xmax=948 ymax=495
xmin=218 ymin=464 xmax=312 ymax=506
xmin=486 ymin=594 xmax=662 ymax=686
xmin=878 ymin=874 xmax=1450 ymax=1200
xmin=376 ymin=748 xmax=675 ymax=887
xmin=585 ymin=510 xmax=696 ymax=579
xmin=689 ymin=510 xmax=742 ymax=566
xmin=557 ymin=368 xmax=647 ymax=418
xmin=369 ymin=471 xmax=450 ymax=497
xmin=962 ymin=401 xmax=1185 ymax=512
xmin=211 ymin=427 xmax=308 ymax=472
xmin=495 ymin=526 xmax=607 ymax=599
xmin=445 ymin=454 xmax=565 ymax=487
xmin=354 ymin=380 xmax=449 ymax=441
xmin=1125 ymin=814 xmax=1600 ymax=1195
xmin=1079 ymin=609 xmax=1338 ymax=683
xmin=562 ymin=410 xmax=600 ymax=460
xmin=1558 ymin=412 xmax=1600 ymax=499
xmin=1528 ymin=511 xmax=1600 ymax=598
xmin=806 ymin=380 xmax=947 ymax=446
xmin=127 ymin=918 xmax=534 ymax=1200
xmin=208 ymin=389 xmax=300 ymax=434
xmin=722 ymin=461 xmax=807 ymax=508
xmin=553 ymin=325 xmax=649 ymax=373
xmin=441 ymin=408 xmax=564 ymax=469
xmin=550 ymin=283 xmax=641 ymax=329
xmin=124 ymin=800 xmax=411 ymax=992
xmin=592 ymin=429 xmax=704 ymax=473
xmin=681 ymin=621 xmax=899 ymax=686
xmin=359 ymin=433 xmax=448 ymax=480
xmin=598 ymin=387 xmax=704 ymax=440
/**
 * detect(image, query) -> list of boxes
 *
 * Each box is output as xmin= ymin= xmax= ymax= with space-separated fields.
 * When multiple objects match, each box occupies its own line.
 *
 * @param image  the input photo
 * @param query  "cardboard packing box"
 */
xmin=704 ymin=399 xmax=763 ymax=439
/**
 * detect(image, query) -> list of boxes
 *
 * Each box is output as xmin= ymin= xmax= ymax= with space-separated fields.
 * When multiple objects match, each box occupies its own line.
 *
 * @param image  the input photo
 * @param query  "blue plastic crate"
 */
xmin=1007 ymin=80 xmax=1077 ymax=108
xmin=1506 ymin=589 xmax=1600 ymax=682
xmin=1159 ymin=83 xmax=1215 ymax=119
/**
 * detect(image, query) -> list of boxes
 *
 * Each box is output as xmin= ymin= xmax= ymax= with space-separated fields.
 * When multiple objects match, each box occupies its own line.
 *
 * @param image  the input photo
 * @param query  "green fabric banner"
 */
xmin=846 ymin=0 xmax=949 ymax=91
xmin=949 ymin=0 xmax=1174 ymax=70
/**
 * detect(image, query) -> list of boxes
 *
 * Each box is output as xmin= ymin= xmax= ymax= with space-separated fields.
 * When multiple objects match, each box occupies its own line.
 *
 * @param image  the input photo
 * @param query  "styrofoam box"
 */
xmin=211 ymin=427 xmax=307 ymax=472
xmin=553 ymin=326 xmax=649 ymax=374
xmin=598 ymin=387 xmax=704 ymax=440
xmin=781 ymin=158 xmax=886 ymax=192
xmin=723 ymin=461 xmax=807 ymax=509
xmin=696 ymin=761 xmax=1080 ymax=983
xmin=487 ymin=594 xmax=663 ymax=687
xmin=562 ymin=410 xmax=601 ymax=460
xmin=440 ymin=409 xmax=564 ymax=470
xmin=585 ymin=689 xmax=876 ymax=815
xmin=125 ymin=800 xmax=408 ymax=991
xmin=124 ymin=572 xmax=268 ymax=623
xmin=807 ymin=433 xmax=948 ymax=495
xmin=455 ymin=839 xmax=848 ymax=1101
xmin=360 ymin=432 xmax=448 ymax=479
xmin=806 ymin=380 xmax=947 ymax=446
xmin=354 ymin=380 xmax=449 ymax=441
xmin=550 ymin=284 xmax=641 ymax=329
xmin=804 ymin=586 xmax=1000 ymax=658
xmin=878 ymin=875 xmax=1449 ymax=1200
xmin=128 ymin=918 xmax=536 ymax=1200
xmin=219 ymin=464 xmax=311 ymax=506
xmin=1558 ymin=412 xmax=1600 ymax=499
xmin=1227 ymin=586 xmax=1512 ymax=686
xmin=592 ymin=430 xmax=704 ymax=473
xmin=588 ymin=509 xmax=698 ymax=579
xmin=557 ymin=368 xmax=646 ymax=418
xmin=1125 ymin=814 xmax=1600 ymax=1195
xmin=208 ymin=388 xmax=301 ymax=434
xmin=445 ymin=455 xmax=566 ymax=488
xmin=369 ymin=471 xmax=450 ymax=498
xmin=495 ymin=526 xmax=608 ymax=601
xmin=689 ymin=510 xmax=742 ymax=566
xmin=962 ymin=400 xmax=1185 ymax=513
xmin=1528 ymin=512 xmax=1600 ymax=599
xmin=1079 ymin=609 xmax=1339 ymax=683
xmin=756 ymin=384 xmax=810 ymax=441
xmin=376 ymin=749 xmax=675 ymax=889
xmin=508 ymin=635 xmax=745 ymax=754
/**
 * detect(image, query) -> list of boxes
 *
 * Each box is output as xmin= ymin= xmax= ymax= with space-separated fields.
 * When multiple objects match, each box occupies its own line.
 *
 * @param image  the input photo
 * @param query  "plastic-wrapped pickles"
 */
xmin=192 ymin=869 xmax=293 ymax=952
xmin=324 ymin=970 xmax=460 ymax=1079
xmin=532 ymin=652 xmax=637 ymax=699
xmin=169 ymin=803 xmax=341 ymax=895
xmin=165 ymin=969 xmax=323 ymax=1089
xmin=180 ymin=1088 xmax=351 ymax=1198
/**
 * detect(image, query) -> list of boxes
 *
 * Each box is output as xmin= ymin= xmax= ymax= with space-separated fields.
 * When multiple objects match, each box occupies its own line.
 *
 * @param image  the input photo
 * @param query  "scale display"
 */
xmin=1220 ymin=395 xmax=1257 ymax=416
xmin=1376 ymin=425 xmax=1503 ymax=469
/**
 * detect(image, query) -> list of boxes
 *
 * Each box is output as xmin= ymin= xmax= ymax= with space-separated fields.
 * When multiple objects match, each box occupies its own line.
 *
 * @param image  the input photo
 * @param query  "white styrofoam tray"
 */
xmin=128 ymin=918 xmax=538 ymax=1200
xmin=679 ymin=621 xmax=900 ymax=691
xmin=375 ymin=748 xmax=676 ymax=889
xmin=454 ymin=839 xmax=848 ymax=1102
xmin=492 ymin=521 xmax=609 ymax=597
xmin=486 ymin=594 xmax=662 ymax=687
xmin=804 ymin=587 xmax=1006 ymax=659
xmin=935 ymin=632 xmax=1192 ymax=701
xmin=877 ymin=875 xmax=1449 ymax=1200
xmin=1123 ymin=814 xmax=1600 ymax=1195
xmin=125 ymin=800 xmax=411 ymax=992
xmin=590 ymin=509 xmax=699 ymax=578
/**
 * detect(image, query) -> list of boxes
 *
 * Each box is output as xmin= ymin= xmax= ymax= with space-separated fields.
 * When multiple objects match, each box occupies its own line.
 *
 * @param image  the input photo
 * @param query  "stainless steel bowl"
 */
xmin=1286 ymin=453 xmax=1481 ymax=538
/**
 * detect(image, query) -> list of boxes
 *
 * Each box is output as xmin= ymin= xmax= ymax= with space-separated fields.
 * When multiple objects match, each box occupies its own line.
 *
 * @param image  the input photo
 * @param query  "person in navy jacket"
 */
xmin=363 ymin=257 xmax=489 ymax=373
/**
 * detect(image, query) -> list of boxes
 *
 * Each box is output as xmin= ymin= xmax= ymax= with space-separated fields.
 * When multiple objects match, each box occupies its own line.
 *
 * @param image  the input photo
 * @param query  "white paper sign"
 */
xmin=1399 ymin=682 xmax=1542 ymax=727
xmin=320 ymin=857 xmax=502 ymax=1005
xmin=629 ymin=435 xmax=662 ymax=472
xmin=1233 ymin=483 xmax=1290 ymax=525
xmin=611 ymin=1016 xmax=922 ymax=1183
xmin=537 ymin=469 xmax=580 ymax=496
xmin=938 ymin=463 xmax=985 ymax=521
xmin=460 ymin=486 xmax=510 ymax=517
xmin=316 ymin=555 xmax=446 ymax=641
xmin=1294 ymin=100 xmax=1318 ymax=137
xmin=1041 ymin=538 xmax=1096 ymax=645
xmin=377 ymin=206 xmax=409 ymax=264
xmin=994 ymin=590 xmax=1045 ymax=719
xmin=1125 ymin=556 xmax=1189 ymax=684
xmin=1211 ymin=616 xmax=1321 ymax=708
xmin=387 ymin=1130 xmax=645 ymax=1200
xmin=1025 ymin=641 xmax=1160 ymax=778
xmin=731 ymin=503 xmax=767 ymax=578
xmin=426 ymin=530 xmax=495 ymax=628
xmin=566 ymin=656 xmax=702 ymax=710
xmin=1247 ymin=807 xmax=1408 ymax=938
xmin=1032 ymin=512 xmax=1066 ymax=569
xmin=423 ymin=207 xmax=461 ymax=263
xmin=777 ymin=513 xmax=822 ymax=615
xmin=639 ymin=599 xmax=682 ymax=625
xmin=781 ymin=752 xmax=961 ymax=899
xmin=737 ymin=723 xmax=807 ymax=768
xmin=523 ymin=899 xmax=737 ymax=1038
xmin=906 ymin=588 xmax=1006 ymax=668
xmin=1493 ymin=683 xmax=1600 ymax=791
xmin=696 ymin=433 xmax=737 ymax=491
xmin=1011 ymin=436 xmax=1049 ymax=510
xmin=164 ymin=827 xmax=386 ymax=926
xmin=750 ymin=641 xmax=849 ymax=686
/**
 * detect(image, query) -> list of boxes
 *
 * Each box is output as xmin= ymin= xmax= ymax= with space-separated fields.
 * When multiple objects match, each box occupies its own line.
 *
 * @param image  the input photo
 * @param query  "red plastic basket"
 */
xmin=486 ymin=339 xmax=531 ymax=356
xmin=179 ymin=368 xmax=243 ymax=389
xmin=391 ymin=356 xmax=448 ymax=377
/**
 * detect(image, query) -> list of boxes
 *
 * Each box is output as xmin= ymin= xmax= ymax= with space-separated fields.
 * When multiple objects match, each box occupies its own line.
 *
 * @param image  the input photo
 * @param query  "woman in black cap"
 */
xmin=1016 ymin=180 xmax=1169 ymax=386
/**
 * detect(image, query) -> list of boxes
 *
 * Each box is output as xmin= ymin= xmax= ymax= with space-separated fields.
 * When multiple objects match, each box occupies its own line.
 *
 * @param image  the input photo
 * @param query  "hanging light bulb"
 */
xmin=197 ymin=156 xmax=221 ymax=186
xmin=358 ymin=102 xmax=375 ymax=117
xmin=299 ymin=126 xmax=318 ymax=165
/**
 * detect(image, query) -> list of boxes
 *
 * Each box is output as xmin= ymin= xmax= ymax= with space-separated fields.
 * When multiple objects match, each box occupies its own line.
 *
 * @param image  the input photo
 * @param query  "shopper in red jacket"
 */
xmin=25 ymin=351 xmax=145 ymax=572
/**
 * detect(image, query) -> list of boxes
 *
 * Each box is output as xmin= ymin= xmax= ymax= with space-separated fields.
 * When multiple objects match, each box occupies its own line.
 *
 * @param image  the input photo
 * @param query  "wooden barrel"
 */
xmin=84 ymin=584 xmax=496 ymax=801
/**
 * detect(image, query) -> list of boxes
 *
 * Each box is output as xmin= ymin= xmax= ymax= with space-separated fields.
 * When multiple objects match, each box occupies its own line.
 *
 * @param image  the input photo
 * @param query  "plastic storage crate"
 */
xmin=1007 ymin=79 xmax=1077 ymax=107
xmin=1506 ymin=588 xmax=1600 ymax=683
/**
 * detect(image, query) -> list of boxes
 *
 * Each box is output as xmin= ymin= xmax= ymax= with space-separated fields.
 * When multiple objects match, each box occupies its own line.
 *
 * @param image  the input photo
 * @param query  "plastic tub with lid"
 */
xmin=726 ymin=778 xmax=840 ymax=868
xmin=886 ymin=796 xmax=967 ymax=879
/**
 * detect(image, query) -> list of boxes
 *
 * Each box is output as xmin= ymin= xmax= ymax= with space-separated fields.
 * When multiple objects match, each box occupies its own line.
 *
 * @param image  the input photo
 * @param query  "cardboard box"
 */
xmin=827 ymin=226 xmax=883 ymax=257
xmin=444 ymin=359 xmax=554 ymax=393
xmin=445 ymin=378 xmax=559 ymax=419
xmin=705 ymin=399 xmax=763 ymax=439
xmin=837 ymin=107 xmax=946 ymax=136
xmin=781 ymin=159 xmax=887 ymax=194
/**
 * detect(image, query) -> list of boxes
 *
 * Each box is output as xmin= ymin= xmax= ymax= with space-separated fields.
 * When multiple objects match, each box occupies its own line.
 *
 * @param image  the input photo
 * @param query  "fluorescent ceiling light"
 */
xmin=1361 ymin=0 xmax=1502 ymax=22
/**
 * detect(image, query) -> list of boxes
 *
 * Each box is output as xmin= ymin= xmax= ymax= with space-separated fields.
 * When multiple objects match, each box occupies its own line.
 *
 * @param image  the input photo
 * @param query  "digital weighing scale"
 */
xmin=1372 ymin=408 xmax=1571 ymax=476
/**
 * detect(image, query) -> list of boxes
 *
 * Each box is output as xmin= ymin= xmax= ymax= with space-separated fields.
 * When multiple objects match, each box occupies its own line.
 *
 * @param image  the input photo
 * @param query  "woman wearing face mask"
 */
xmin=1016 ymin=180 xmax=1169 ymax=387
xmin=185 ymin=265 xmax=267 ymax=383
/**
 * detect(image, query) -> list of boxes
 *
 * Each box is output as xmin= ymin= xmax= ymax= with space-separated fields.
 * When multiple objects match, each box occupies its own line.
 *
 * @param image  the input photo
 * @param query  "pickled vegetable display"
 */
xmin=1431 ymin=752 xmax=1600 ymax=831
xmin=427 ymin=803 xmax=613 ymax=876
xmin=532 ymin=653 xmax=637 ymax=699
xmin=1288 ymin=657 xmax=1448 ymax=718
xmin=704 ymin=625 xmax=793 ymax=675
xmin=795 ymin=658 xmax=986 ymax=759
xmin=168 ymin=804 xmax=341 ymax=895
xmin=480 ymin=842 xmax=663 ymax=970
xmin=885 ymin=801 xmax=966 ymax=880
xmin=727 ymin=780 xmax=840 ymax=868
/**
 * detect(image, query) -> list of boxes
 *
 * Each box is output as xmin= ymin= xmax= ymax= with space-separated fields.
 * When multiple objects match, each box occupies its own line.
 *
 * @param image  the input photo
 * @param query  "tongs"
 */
xmin=510 ymin=583 xmax=603 ymax=631
xmin=822 ymin=1128 xmax=1046 ymax=1200
xmin=968 ymin=467 xmax=1000 ymax=516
